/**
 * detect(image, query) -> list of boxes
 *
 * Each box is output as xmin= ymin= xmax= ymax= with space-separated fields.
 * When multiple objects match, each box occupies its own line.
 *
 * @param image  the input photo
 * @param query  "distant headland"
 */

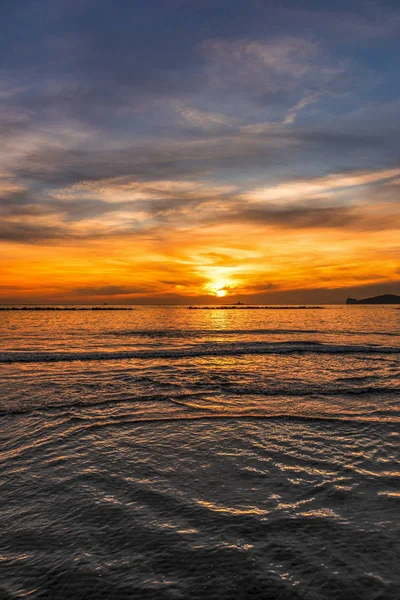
xmin=346 ymin=294 xmax=400 ymax=305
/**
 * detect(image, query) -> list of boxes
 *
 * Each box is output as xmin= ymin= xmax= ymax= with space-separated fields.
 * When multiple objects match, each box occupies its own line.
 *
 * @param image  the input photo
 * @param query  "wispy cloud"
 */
xmin=173 ymin=103 xmax=232 ymax=130
xmin=242 ymin=168 xmax=400 ymax=204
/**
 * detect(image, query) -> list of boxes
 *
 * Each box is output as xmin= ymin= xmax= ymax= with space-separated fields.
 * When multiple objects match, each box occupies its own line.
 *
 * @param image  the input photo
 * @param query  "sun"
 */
xmin=203 ymin=277 xmax=231 ymax=298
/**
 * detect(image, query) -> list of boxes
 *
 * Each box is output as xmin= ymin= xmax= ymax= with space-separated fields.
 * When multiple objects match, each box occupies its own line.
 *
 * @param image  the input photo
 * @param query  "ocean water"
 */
xmin=0 ymin=305 xmax=399 ymax=599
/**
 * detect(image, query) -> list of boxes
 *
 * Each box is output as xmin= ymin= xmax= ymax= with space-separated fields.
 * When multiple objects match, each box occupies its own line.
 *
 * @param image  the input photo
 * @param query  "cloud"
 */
xmin=2 ymin=163 xmax=400 ymax=247
xmin=203 ymin=37 xmax=317 ymax=80
xmin=282 ymin=4 xmax=400 ymax=41
xmin=202 ymin=36 xmax=345 ymax=100
xmin=0 ymin=220 xmax=68 ymax=244
xmin=230 ymin=204 xmax=400 ymax=233
xmin=73 ymin=285 xmax=149 ymax=296
xmin=174 ymin=103 xmax=232 ymax=131
xmin=242 ymin=168 xmax=400 ymax=204
xmin=52 ymin=177 xmax=236 ymax=203
xmin=1 ymin=1 xmax=400 ymax=301
xmin=6 ymin=120 xmax=393 ymax=197
xmin=281 ymin=95 xmax=321 ymax=125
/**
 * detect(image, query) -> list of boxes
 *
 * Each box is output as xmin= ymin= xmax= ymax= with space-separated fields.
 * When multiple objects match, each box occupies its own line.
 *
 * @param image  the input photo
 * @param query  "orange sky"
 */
xmin=2 ymin=169 xmax=400 ymax=304
xmin=2 ymin=4 xmax=400 ymax=304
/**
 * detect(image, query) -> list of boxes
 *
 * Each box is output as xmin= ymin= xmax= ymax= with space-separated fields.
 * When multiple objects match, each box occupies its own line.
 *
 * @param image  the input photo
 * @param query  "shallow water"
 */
xmin=0 ymin=305 xmax=399 ymax=599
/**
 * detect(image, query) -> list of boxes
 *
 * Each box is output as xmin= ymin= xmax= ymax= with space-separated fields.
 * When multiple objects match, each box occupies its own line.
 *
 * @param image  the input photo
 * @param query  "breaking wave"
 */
xmin=1 ymin=340 xmax=399 ymax=363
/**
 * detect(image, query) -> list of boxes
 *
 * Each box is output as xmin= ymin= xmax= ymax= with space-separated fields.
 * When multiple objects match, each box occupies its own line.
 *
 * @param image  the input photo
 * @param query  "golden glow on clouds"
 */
xmin=2 ymin=10 xmax=400 ymax=306
xmin=204 ymin=279 xmax=232 ymax=298
xmin=2 ymin=219 xmax=399 ymax=303
xmin=1 ymin=167 xmax=400 ymax=303
xmin=52 ymin=178 xmax=236 ymax=203
xmin=243 ymin=168 xmax=400 ymax=204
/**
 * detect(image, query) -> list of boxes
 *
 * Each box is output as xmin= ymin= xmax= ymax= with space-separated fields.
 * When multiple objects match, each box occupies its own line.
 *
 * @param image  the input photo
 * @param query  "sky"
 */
xmin=1 ymin=0 xmax=400 ymax=304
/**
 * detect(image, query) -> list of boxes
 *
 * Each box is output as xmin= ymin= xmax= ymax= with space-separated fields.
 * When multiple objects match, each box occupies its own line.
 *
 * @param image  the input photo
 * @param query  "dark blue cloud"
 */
xmin=1 ymin=0 xmax=400 ymax=240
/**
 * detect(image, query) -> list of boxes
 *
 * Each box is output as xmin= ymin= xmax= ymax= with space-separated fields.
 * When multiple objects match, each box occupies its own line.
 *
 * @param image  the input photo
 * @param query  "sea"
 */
xmin=0 ymin=305 xmax=399 ymax=599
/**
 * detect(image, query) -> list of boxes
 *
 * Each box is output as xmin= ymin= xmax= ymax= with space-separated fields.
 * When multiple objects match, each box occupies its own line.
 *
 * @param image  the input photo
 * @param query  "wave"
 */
xmin=1 ymin=397 xmax=398 ymax=425
xmin=1 ymin=340 xmax=400 ymax=363
xmin=2 ymin=384 xmax=399 ymax=414
xmin=106 ymin=328 xmax=400 ymax=338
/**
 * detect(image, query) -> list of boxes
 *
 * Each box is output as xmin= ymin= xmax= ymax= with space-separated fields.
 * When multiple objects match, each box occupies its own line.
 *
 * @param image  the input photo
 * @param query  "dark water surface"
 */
xmin=1 ymin=306 xmax=399 ymax=599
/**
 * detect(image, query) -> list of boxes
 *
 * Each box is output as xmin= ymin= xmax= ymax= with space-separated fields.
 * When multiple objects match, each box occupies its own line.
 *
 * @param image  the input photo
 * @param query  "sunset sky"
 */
xmin=1 ymin=0 xmax=400 ymax=304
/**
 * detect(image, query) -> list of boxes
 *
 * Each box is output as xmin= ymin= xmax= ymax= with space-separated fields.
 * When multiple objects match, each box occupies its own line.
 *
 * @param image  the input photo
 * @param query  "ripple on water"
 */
xmin=0 ymin=417 xmax=399 ymax=599
xmin=1 ymin=307 xmax=399 ymax=599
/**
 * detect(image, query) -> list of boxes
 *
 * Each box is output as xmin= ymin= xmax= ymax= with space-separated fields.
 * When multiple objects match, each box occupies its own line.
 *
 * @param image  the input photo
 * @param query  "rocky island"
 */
xmin=346 ymin=294 xmax=400 ymax=304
